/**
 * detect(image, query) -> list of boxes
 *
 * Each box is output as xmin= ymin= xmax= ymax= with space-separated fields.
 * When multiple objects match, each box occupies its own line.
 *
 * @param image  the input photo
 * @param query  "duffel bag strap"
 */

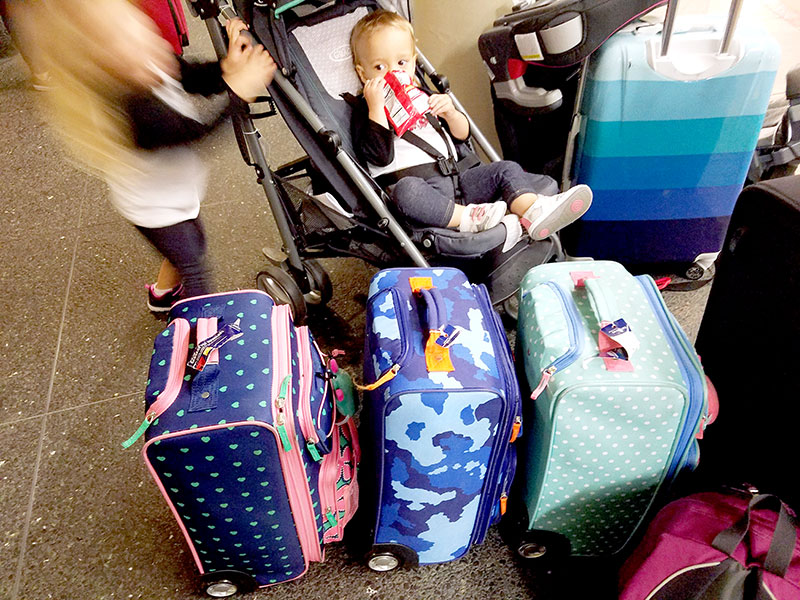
xmin=712 ymin=493 xmax=798 ymax=578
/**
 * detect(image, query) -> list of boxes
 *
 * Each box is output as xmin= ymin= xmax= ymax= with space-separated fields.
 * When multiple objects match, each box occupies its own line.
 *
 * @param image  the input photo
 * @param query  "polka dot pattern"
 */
xmin=142 ymin=291 xmax=350 ymax=585
xmin=517 ymin=261 xmax=697 ymax=556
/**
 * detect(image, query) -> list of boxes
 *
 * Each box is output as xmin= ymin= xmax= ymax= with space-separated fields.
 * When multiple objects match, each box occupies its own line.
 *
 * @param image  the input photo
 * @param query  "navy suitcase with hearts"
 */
xmin=357 ymin=267 xmax=521 ymax=570
xmin=124 ymin=290 xmax=359 ymax=595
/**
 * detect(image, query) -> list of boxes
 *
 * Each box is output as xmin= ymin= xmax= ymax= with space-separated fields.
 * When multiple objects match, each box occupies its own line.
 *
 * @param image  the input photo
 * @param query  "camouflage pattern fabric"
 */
xmin=364 ymin=268 xmax=520 ymax=564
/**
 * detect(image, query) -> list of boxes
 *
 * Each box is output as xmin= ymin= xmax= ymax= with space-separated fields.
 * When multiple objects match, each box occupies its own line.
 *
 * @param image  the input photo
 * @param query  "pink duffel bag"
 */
xmin=618 ymin=490 xmax=800 ymax=600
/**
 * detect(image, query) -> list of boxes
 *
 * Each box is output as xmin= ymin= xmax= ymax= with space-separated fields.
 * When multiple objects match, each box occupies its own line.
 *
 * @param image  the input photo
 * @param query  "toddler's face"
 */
xmin=355 ymin=25 xmax=416 ymax=82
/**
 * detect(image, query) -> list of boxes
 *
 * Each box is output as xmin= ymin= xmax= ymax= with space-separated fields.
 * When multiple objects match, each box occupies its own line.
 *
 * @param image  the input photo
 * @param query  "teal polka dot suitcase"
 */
xmin=514 ymin=261 xmax=714 ymax=557
xmin=125 ymin=290 xmax=359 ymax=593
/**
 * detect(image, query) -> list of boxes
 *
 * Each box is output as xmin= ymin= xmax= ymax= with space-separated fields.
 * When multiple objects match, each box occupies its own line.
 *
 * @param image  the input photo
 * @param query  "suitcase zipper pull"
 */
xmin=306 ymin=440 xmax=323 ymax=462
xmin=356 ymin=363 xmax=401 ymax=391
xmin=531 ymin=366 xmax=557 ymax=400
xmin=500 ymin=493 xmax=508 ymax=516
xmin=121 ymin=411 xmax=157 ymax=449
xmin=324 ymin=507 xmax=339 ymax=529
xmin=509 ymin=416 xmax=522 ymax=443
xmin=275 ymin=375 xmax=293 ymax=452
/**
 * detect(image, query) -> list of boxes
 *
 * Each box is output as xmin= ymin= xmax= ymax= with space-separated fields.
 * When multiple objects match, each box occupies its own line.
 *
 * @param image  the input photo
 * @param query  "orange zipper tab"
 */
xmin=356 ymin=364 xmax=400 ymax=391
xmin=509 ymin=416 xmax=522 ymax=443
xmin=500 ymin=493 xmax=508 ymax=515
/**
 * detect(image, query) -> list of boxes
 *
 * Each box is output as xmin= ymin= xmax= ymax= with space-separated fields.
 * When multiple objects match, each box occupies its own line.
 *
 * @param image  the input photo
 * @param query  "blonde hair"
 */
xmin=34 ymin=0 xmax=143 ymax=178
xmin=350 ymin=9 xmax=415 ymax=67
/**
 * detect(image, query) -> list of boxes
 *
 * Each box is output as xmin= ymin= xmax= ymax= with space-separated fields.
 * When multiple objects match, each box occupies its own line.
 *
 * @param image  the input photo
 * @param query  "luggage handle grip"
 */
xmin=583 ymin=277 xmax=621 ymax=324
xmin=661 ymin=0 xmax=744 ymax=56
xmin=417 ymin=287 xmax=446 ymax=333
xmin=712 ymin=494 xmax=798 ymax=578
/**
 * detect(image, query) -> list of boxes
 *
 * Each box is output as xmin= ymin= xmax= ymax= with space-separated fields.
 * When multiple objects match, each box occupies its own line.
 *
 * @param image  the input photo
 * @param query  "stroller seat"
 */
xmin=215 ymin=0 xmax=561 ymax=318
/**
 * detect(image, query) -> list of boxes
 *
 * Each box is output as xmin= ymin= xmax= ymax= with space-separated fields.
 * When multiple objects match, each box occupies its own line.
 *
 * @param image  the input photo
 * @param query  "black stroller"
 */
xmin=186 ymin=0 xmax=562 ymax=323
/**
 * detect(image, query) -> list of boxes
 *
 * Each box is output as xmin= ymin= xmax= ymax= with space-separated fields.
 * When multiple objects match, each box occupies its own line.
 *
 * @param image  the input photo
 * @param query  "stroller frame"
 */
xmin=186 ymin=0 xmax=558 ymax=323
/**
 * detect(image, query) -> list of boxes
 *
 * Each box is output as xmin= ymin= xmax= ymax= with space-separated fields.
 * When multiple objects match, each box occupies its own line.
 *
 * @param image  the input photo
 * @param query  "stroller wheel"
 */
xmin=302 ymin=259 xmax=333 ymax=306
xmin=256 ymin=266 xmax=307 ymax=324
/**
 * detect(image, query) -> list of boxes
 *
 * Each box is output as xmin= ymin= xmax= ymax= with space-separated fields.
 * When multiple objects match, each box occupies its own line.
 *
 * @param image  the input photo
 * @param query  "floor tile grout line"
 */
xmin=11 ymin=181 xmax=86 ymax=600
xmin=0 ymin=391 xmax=142 ymax=429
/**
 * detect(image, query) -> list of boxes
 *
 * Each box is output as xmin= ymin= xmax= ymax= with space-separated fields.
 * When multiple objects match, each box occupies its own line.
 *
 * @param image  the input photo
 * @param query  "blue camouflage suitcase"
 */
xmin=123 ymin=290 xmax=360 ymax=595
xmin=358 ymin=267 xmax=521 ymax=570
xmin=564 ymin=0 xmax=780 ymax=275
xmin=513 ymin=260 xmax=715 ymax=558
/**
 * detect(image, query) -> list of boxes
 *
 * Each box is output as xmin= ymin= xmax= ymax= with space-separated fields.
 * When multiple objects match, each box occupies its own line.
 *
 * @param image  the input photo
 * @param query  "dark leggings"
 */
xmin=136 ymin=217 xmax=211 ymax=299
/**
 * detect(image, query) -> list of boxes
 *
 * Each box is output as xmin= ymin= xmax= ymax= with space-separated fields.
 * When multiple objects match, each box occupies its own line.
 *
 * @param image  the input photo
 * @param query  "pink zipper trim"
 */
xmin=312 ymin=339 xmax=335 ymax=441
xmin=320 ymin=418 xmax=361 ymax=543
xmin=171 ymin=289 xmax=270 ymax=312
xmin=146 ymin=318 xmax=190 ymax=421
xmin=141 ymin=421 xmax=311 ymax=584
xmin=272 ymin=305 xmax=323 ymax=562
xmin=295 ymin=326 xmax=319 ymax=449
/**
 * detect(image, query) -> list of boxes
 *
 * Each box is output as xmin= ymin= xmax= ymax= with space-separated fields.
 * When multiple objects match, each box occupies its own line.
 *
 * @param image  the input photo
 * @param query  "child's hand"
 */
xmin=363 ymin=77 xmax=387 ymax=110
xmin=221 ymin=18 xmax=276 ymax=102
xmin=428 ymin=93 xmax=458 ymax=119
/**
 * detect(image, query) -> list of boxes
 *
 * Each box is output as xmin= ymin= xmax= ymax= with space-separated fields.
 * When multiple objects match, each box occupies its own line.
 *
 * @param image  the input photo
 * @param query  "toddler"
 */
xmin=32 ymin=0 xmax=275 ymax=311
xmin=349 ymin=10 xmax=592 ymax=240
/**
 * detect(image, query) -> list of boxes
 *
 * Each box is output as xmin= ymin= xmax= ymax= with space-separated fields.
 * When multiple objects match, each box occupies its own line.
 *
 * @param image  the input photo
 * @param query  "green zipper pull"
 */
xmin=325 ymin=508 xmax=338 ymax=529
xmin=278 ymin=374 xmax=292 ymax=400
xmin=306 ymin=440 xmax=322 ymax=462
xmin=277 ymin=424 xmax=293 ymax=452
xmin=275 ymin=374 xmax=293 ymax=452
xmin=121 ymin=412 xmax=156 ymax=449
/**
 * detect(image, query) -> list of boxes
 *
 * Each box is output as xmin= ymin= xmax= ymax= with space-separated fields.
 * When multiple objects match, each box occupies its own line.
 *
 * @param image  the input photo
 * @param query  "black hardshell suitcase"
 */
xmin=691 ymin=174 xmax=800 ymax=511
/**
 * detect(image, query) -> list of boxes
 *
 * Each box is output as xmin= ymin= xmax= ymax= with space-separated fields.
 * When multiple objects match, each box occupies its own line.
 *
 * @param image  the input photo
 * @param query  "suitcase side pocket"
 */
xmin=123 ymin=318 xmax=190 ymax=448
xmin=320 ymin=417 xmax=360 ymax=544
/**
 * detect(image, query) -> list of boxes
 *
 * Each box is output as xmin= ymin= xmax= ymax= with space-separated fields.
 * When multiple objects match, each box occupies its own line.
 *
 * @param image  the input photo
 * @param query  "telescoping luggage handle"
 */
xmin=660 ymin=0 xmax=744 ymax=56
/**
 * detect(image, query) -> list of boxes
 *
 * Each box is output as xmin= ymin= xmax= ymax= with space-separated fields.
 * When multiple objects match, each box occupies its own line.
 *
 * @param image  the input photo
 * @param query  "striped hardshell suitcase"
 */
xmin=515 ymin=260 xmax=713 ymax=557
xmin=360 ymin=267 xmax=520 ymax=568
xmin=126 ymin=290 xmax=359 ymax=594
xmin=566 ymin=2 xmax=780 ymax=270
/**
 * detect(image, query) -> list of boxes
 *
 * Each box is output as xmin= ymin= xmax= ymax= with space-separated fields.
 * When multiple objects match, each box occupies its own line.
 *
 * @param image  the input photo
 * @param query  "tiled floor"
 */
xmin=1 ymin=2 xmax=798 ymax=600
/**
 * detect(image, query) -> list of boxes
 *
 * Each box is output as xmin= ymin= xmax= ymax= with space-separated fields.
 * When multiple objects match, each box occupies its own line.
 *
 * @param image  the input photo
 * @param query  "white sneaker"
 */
xmin=522 ymin=184 xmax=593 ymax=241
xmin=458 ymin=200 xmax=507 ymax=233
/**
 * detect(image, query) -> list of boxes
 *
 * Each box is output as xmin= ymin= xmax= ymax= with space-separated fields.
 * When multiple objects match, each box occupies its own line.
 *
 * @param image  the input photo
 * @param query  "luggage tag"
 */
xmin=600 ymin=319 xmax=640 ymax=355
xmin=598 ymin=319 xmax=636 ymax=372
xmin=435 ymin=324 xmax=462 ymax=348
xmin=187 ymin=318 xmax=243 ymax=372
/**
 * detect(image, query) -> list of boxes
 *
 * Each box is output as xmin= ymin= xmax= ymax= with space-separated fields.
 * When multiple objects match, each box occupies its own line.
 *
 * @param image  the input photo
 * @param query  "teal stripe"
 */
xmin=575 ymin=152 xmax=751 ymax=191
xmin=582 ymin=72 xmax=776 ymax=122
xmin=581 ymin=115 xmax=764 ymax=157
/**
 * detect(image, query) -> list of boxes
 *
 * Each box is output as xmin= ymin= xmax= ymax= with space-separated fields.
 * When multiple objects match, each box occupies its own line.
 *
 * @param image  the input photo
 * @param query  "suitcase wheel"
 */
xmin=516 ymin=530 xmax=571 ymax=563
xmin=366 ymin=552 xmax=402 ymax=572
xmin=685 ymin=263 xmax=706 ymax=280
xmin=365 ymin=543 xmax=418 ymax=572
xmin=201 ymin=570 xmax=257 ymax=598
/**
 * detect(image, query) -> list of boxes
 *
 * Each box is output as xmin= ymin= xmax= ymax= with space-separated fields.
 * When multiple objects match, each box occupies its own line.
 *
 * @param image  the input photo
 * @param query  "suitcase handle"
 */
xmin=583 ymin=277 xmax=621 ymax=324
xmin=661 ymin=0 xmax=744 ymax=56
xmin=712 ymin=494 xmax=798 ymax=578
xmin=417 ymin=286 xmax=446 ymax=332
